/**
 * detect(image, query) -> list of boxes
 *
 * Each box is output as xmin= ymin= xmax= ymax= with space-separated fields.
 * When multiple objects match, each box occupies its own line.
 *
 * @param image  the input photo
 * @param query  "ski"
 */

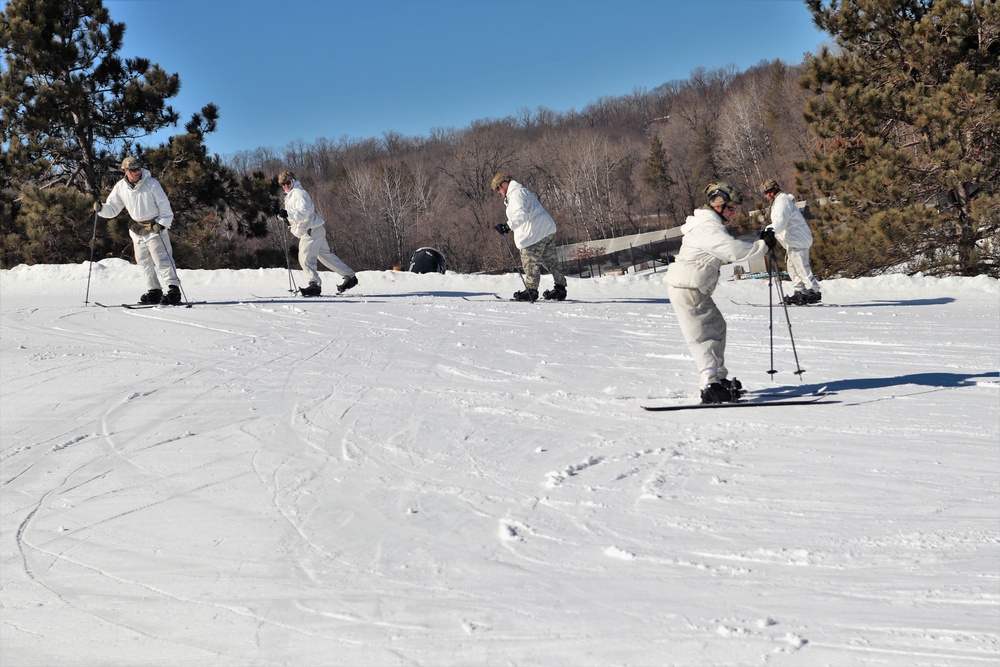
xmin=461 ymin=294 xmax=504 ymax=302
xmin=729 ymin=300 xmax=836 ymax=308
xmin=249 ymin=292 xmax=354 ymax=300
xmin=249 ymin=295 xmax=353 ymax=302
xmin=642 ymin=393 xmax=832 ymax=412
xmin=455 ymin=293 xmax=578 ymax=303
xmin=94 ymin=302 xmax=200 ymax=309
xmin=94 ymin=302 xmax=157 ymax=309
xmin=507 ymin=298 xmax=578 ymax=303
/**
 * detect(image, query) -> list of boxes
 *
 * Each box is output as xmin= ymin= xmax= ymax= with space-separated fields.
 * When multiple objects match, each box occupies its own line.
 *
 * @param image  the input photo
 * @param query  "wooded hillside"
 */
xmin=4 ymin=0 xmax=996 ymax=277
xmin=224 ymin=61 xmax=811 ymax=274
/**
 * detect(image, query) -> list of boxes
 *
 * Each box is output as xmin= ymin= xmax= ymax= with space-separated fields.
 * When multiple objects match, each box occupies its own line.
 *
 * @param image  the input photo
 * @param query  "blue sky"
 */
xmin=105 ymin=0 xmax=830 ymax=158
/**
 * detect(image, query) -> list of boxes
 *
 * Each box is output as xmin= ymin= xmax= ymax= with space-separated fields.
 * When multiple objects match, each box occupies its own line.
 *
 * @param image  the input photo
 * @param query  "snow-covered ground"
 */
xmin=2 ymin=260 xmax=998 ymax=667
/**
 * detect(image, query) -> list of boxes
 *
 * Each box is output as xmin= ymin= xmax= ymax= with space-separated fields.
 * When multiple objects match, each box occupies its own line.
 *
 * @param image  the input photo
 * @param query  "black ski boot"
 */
xmin=337 ymin=275 xmax=358 ymax=293
xmin=512 ymin=288 xmax=539 ymax=302
xmin=160 ymin=285 xmax=182 ymax=305
xmin=784 ymin=291 xmax=809 ymax=306
xmin=299 ymin=282 xmax=322 ymax=297
xmin=807 ymin=290 xmax=822 ymax=304
xmin=719 ymin=377 xmax=743 ymax=401
xmin=139 ymin=288 xmax=163 ymax=304
xmin=700 ymin=382 xmax=734 ymax=404
xmin=542 ymin=284 xmax=567 ymax=301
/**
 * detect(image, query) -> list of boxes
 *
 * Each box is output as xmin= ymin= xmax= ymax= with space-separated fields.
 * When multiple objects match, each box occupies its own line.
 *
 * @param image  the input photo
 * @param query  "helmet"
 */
xmin=120 ymin=156 xmax=143 ymax=171
xmin=490 ymin=172 xmax=511 ymax=192
xmin=705 ymin=182 xmax=742 ymax=207
xmin=277 ymin=170 xmax=295 ymax=185
xmin=760 ymin=178 xmax=780 ymax=195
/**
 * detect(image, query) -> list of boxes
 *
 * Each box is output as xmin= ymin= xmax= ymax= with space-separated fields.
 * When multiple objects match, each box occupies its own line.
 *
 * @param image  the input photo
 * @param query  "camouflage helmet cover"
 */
xmin=760 ymin=178 xmax=780 ymax=194
xmin=277 ymin=170 xmax=295 ymax=185
xmin=704 ymin=182 xmax=742 ymax=207
xmin=120 ymin=156 xmax=143 ymax=171
xmin=490 ymin=172 xmax=511 ymax=191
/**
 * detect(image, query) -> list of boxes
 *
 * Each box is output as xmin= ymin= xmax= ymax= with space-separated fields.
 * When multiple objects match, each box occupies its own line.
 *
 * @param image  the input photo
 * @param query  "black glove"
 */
xmin=494 ymin=223 xmax=511 ymax=235
xmin=278 ymin=208 xmax=288 ymax=220
xmin=760 ymin=229 xmax=777 ymax=250
xmin=268 ymin=202 xmax=279 ymax=215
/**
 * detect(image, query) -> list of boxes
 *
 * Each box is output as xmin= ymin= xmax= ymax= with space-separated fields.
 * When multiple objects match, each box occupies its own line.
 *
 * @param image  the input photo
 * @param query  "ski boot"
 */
xmin=719 ymin=377 xmax=743 ymax=401
xmin=783 ymin=291 xmax=810 ymax=306
xmin=139 ymin=288 xmax=163 ymax=305
xmin=160 ymin=285 xmax=182 ymax=305
xmin=700 ymin=382 xmax=734 ymax=404
xmin=512 ymin=288 xmax=538 ymax=302
xmin=337 ymin=275 xmax=358 ymax=293
xmin=299 ymin=282 xmax=322 ymax=297
xmin=542 ymin=284 xmax=567 ymax=301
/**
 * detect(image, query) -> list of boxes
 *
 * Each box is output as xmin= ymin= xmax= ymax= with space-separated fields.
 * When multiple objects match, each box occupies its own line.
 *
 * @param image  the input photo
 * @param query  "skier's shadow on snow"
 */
xmin=198 ymin=298 xmax=384 ymax=305
xmin=361 ymin=291 xmax=499 ymax=300
xmin=812 ymin=297 xmax=956 ymax=308
xmin=864 ymin=297 xmax=956 ymax=307
xmin=784 ymin=371 xmax=997 ymax=395
xmin=350 ymin=291 xmax=673 ymax=304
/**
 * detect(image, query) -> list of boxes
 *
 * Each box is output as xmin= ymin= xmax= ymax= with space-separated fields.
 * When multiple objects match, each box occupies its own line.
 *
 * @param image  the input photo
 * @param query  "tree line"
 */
xmin=3 ymin=0 xmax=996 ymax=278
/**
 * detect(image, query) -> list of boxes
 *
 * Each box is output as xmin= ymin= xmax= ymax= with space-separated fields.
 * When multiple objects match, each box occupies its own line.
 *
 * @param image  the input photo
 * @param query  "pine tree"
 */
xmin=0 ymin=1 xmax=274 ymax=269
xmin=800 ymin=0 xmax=1000 ymax=277
xmin=138 ymin=107 xmax=272 ymax=269
xmin=1 ymin=0 xmax=181 ymax=196
xmin=642 ymin=135 xmax=676 ymax=221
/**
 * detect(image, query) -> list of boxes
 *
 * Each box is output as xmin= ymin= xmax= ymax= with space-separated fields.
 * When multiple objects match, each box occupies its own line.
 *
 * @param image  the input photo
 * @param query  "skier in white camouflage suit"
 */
xmin=491 ymin=172 xmax=567 ymax=302
xmin=94 ymin=157 xmax=183 ymax=306
xmin=667 ymin=183 xmax=776 ymax=404
xmin=277 ymin=170 xmax=357 ymax=297
xmin=760 ymin=178 xmax=821 ymax=305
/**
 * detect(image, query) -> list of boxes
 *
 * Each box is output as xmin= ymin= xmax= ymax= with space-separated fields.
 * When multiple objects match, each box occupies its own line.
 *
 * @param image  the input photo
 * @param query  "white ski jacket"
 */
xmin=98 ymin=169 xmax=174 ymax=228
xmin=283 ymin=180 xmax=325 ymax=239
xmin=768 ymin=192 xmax=813 ymax=249
xmin=667 ymin=207 xmax=767 ymax=295
xmin=504 ymin=180 xmax=557 ymax=249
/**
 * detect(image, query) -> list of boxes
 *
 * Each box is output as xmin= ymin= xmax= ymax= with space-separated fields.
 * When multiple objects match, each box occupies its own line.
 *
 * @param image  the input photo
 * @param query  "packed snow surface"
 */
xmin=2 ymin=260 xmax=998 ymax=666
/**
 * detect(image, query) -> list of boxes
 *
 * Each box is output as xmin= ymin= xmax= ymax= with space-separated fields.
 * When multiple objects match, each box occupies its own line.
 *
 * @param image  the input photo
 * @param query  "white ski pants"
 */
xmin=784 ymin=246 xmax=820 ymax=293
xmin=298 ymin=226 xmax=354 ymax=285
xmin=130 ymin=228 xmax=180 ymax=291
xmin=668 ymin=285 xmax=729 ymax=388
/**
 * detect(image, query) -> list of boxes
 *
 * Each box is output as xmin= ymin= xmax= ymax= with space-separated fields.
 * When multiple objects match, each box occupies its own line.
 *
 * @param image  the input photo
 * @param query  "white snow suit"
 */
xmin=768 ymin=192 xmax=820 ymax=294
xmin=504 ymin=180 xmax=557 ymax=250
xmin=282 ymin=180 xmax=354 ymax=286
xmin=97 ymin=169 xmax=180 ymax=291
xmin=667 ymin=207 xmax=767 ymax=388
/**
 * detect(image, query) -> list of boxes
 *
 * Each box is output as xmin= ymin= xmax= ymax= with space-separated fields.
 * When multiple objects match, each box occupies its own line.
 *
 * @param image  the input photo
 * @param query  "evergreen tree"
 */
xmin=1 ymin=0 xmax=180 ymax=196
xmin=800 ymin=0 xmax=1000 ymax=277
xmin=134 ymin=106 xmax=273 ymax=270
xmin=13 ymin=186 xmax=99 ymax=264
xmin=642 ymin=135 xmax=676 ymax=221
xmin=0 ymin=0 xmax=181 ymax=268
xmin=0 ymin=0 xmax=274 ymax=269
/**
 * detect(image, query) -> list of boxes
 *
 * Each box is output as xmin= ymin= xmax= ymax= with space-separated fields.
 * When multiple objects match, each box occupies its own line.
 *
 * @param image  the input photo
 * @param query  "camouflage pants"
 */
xmin=520 ymin=234 xmax=566 ymax=291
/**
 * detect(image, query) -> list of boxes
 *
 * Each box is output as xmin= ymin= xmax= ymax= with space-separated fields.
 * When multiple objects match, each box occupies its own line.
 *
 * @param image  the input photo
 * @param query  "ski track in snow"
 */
xmin=1 ymin=263 xmax=998 ymax=666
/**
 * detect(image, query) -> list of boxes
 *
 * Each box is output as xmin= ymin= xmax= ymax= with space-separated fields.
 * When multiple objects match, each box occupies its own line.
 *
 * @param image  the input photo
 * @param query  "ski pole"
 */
xmin=768 ymin=247 xmax=805 ymax=377
xmin=277 ymin=212 xmax=299 ymax=294
xmin=498 ymin=229 xmax=529 ymax=292
xmin=766 ymin=252 xmax=777 ymax=377
xmin=84 ymin=205 xmax=99 ymax=306
xmin=156 ymin=227 xmax=193 ymax=307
